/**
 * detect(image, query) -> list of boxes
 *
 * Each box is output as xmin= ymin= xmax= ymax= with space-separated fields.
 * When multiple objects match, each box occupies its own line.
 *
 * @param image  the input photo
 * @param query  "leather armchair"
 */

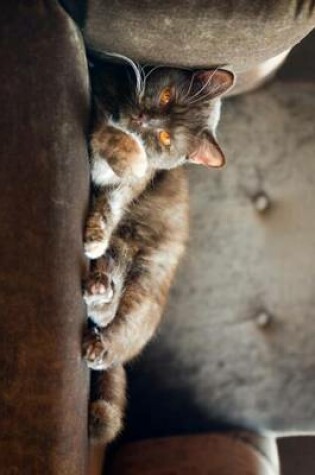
xmin=0 ymin=1 xmax=314 ymax=473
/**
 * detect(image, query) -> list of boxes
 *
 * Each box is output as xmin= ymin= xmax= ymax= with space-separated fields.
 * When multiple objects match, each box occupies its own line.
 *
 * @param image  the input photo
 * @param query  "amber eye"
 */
xmin=159 ymin=87 xmax=172 ymax=106
xmin=159 ymin=130 xmax=171 ymax=147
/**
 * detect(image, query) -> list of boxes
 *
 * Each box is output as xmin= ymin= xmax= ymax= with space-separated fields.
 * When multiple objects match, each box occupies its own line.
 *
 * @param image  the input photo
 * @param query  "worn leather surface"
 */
xmin=0 ymin=2 xmax=90 ymax=473
xmin=62 ymin=0 xmax=314 ymax=71
xmin=107 ymin=434 xmax=279 ymax=475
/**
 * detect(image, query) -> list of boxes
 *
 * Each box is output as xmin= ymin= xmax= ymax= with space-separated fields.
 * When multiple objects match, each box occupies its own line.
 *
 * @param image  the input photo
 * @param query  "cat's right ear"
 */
xmin=193 ymin=69 xmax=235 ymax=99
xmin=188 ymin=131 xmax=225 ymax=168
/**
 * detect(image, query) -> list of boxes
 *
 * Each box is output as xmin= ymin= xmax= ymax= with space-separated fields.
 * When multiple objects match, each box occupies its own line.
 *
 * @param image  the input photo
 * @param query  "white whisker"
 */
xmin=98 ymin=51 xmax=143 ymax=95
xmin=187 ymin=89 xmax=219 ymax=105
xmin=139 ymin=65 xmax=163 ymax=99
xmin=185 ymin=67 xmax=220 ymax=104
xmin=182 ymin=72 xmax=197 ymax=101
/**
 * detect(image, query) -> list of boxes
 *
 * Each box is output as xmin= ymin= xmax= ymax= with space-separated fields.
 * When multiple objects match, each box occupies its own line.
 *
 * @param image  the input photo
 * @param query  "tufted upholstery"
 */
xmin=126 ymin=78 xmax=315 ymax=439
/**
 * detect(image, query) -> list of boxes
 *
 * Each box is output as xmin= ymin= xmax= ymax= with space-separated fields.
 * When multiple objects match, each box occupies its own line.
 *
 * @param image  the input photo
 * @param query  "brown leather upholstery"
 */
xmin=107 ymin=434 xmax=279 ymax=475
xmin=0 ymin=2 xmax=90 ymax=473
xmin=75 ymin=0 xmax=315 ymax=72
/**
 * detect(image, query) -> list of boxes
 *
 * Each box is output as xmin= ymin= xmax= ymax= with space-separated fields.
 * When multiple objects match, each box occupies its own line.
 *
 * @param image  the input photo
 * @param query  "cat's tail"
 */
xmin=89 ymin=365 xmax=127 ymax=445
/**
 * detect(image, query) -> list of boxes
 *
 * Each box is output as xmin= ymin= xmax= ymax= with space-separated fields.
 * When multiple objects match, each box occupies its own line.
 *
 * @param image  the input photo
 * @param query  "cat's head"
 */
xmin=119 ymin=67 xmax=234 ymax=170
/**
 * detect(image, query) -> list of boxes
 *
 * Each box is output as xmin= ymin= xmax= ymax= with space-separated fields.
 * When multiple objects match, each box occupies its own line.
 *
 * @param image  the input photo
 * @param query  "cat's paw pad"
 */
xmin=89 ymin=400 xmax=123 ymax=444
xmin=83 ymin=328 xmax=110 ymax=370
xmin=83 ymin=272 xmax=114 ymax=305
xmin=83 ymin=256 xmax=118 ymax=326
xmin=84 ymin=214 xmax=108 ymax=259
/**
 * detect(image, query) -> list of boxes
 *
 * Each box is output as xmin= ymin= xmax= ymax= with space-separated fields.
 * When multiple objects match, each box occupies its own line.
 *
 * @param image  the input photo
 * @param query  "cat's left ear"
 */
xmin=194 ymin=69 xmax=235 ymax=98
xmin=189 ymin=131 xmax=225 ymax=168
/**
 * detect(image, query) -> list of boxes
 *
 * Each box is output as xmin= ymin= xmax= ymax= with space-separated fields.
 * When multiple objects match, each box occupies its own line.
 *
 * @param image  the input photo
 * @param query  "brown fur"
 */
xmin=91 ymin=124 xmax=146 ymax=179
xmin=89 ymin=366 xmax=127 ymax=444
xmin=83 ymin=61 xmax=233 ymax=444
xmin=84 ymin=169 xmax=188 ymax=444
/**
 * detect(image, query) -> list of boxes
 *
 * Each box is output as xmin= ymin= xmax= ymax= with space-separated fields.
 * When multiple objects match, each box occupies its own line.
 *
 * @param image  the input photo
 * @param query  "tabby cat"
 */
xmin=83 ymin=59 xmax=234 ymax=443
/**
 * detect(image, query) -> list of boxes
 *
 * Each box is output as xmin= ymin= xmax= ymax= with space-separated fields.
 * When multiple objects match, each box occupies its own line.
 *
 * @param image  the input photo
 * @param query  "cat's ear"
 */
xmin=193 ymin=69 xmax=235 ymax=99
xmin=189 ymin=131 xmax=225 ymax=168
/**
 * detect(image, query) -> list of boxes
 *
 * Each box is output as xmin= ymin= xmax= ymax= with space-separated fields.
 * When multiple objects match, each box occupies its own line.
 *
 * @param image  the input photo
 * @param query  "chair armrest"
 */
xmin=75 ymin=0 xmax=315 ymax=72
xmin=0 ymin=2 xmax=90 ymax=473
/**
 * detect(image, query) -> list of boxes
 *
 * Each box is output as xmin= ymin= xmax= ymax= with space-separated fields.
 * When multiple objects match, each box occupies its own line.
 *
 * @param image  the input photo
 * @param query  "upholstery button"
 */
xmin=255 ymin=311 xmax=272 ymax=328
xmin=253 ymin=192 xmax=270 ymax=213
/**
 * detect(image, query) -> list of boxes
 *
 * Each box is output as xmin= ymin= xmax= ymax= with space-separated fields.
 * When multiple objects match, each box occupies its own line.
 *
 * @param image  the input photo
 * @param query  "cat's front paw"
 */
xmin=92 ymin=125 xmax=147 ymax=180
xmin=83 ymin=263 xmax=118 ymax=327
xmin=83 ymin=327 xmax=111 ymax=370
xmin=121 ymin=132 xmax=147 ymax=179
xmin=84 ymin=213 xmax=108 ymax=259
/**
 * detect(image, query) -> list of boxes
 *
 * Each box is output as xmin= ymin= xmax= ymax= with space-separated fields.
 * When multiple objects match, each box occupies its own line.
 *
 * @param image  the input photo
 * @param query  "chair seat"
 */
xmin=125 ymin=80 xmax=315 ymax=439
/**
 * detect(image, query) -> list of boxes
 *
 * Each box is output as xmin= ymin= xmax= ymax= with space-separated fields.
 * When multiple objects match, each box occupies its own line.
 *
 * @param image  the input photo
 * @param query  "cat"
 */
xmin=82 ymin=59 xmax=234 ymax=444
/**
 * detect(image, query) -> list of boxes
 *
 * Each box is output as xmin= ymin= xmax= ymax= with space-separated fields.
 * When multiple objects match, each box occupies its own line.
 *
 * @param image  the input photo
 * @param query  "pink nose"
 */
xmin=132 ymin=112 xmax=147 ymax=125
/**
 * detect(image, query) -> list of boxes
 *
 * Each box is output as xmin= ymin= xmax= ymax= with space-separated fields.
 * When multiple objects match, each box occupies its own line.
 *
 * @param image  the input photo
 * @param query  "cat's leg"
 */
xmin=84 ymin=121 xmax=149 ymax=259
xmin=84 ymin=179 xmax=150 ymax=259
xmin=83 ymin=247 xmax=182 ymax=370
xmin=83 ymin=238 xmax=131 ymax=328
xmin=84 ymin=190 xmax=116 ymax=260
xmin=84 ymin=168 xmax=188 ymax=369
xmin=89 ymin=364 xmax=126 ymax=445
